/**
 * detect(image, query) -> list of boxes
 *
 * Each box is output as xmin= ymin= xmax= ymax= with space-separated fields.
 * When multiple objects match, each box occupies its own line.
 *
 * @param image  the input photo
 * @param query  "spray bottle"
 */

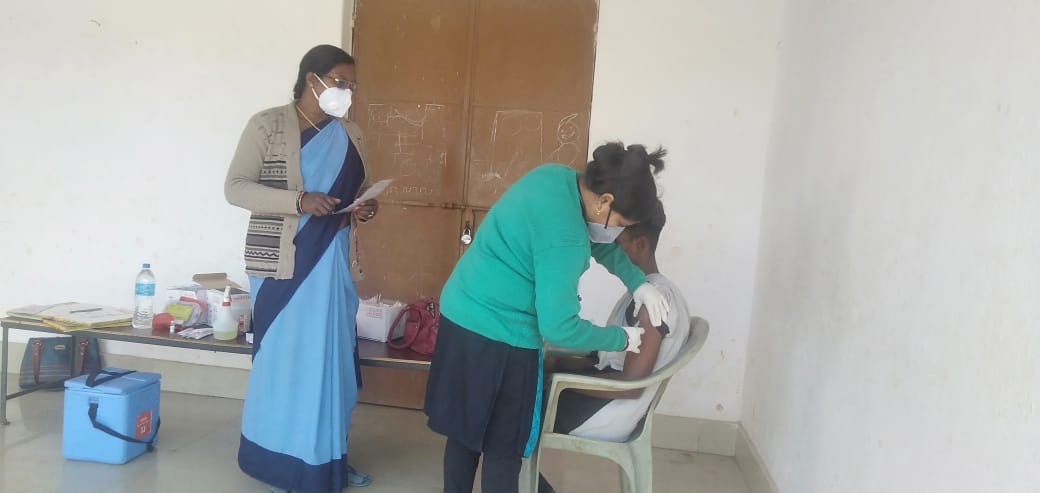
xmin=212 ymin=285 xmax=237 ymax=341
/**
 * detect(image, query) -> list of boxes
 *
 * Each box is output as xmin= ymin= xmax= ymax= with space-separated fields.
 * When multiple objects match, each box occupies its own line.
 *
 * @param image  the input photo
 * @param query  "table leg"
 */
xmin=70 ymin=335 xmax=79 ymax=380
xmin=2 ymin=324 xmax=10 ymax=425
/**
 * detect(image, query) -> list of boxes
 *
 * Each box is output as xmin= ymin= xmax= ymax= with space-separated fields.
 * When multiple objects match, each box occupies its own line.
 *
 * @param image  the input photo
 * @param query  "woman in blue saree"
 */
xmin=225 ymin=45 xmax=377 ymax=492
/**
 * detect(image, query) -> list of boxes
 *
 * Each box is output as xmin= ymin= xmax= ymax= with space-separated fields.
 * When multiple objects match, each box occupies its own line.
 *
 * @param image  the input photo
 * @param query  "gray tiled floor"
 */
xmin=0 ymin=384 xmax=750 ymax=493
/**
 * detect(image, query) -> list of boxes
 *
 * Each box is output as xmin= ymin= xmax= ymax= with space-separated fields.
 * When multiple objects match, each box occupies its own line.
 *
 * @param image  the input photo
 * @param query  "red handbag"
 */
xmin=387 ymin=299 xmax=439 ymax=355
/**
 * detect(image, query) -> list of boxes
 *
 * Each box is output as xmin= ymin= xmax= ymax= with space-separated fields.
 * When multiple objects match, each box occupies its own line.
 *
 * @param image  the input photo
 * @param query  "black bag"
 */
xmin=19 ymin=337 xmax=103 ymax=389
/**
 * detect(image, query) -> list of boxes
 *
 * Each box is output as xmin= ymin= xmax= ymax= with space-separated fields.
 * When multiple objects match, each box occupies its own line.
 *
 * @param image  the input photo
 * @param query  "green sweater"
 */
xmin=440 ymin=164 xmax=647 ymax=351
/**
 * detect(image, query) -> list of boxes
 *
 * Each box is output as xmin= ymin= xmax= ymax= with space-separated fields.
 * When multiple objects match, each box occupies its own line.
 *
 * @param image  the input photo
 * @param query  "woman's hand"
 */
xmin=622 ymin=326 xmax=645 ymax=353
xmin=575 ymin=307 xmax=663 ymax=400
xmin=300 ymin=192 xmax=341 ymax=216
xmin=353 ymin=199 xmax=379 ymax=222
xmin=633 ymin=283 xmax=670 ymax=327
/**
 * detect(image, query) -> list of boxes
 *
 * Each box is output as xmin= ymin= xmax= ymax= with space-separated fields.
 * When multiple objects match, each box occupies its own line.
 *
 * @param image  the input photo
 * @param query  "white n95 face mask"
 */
xmin=312 ymin=77 xmax=352 ymax=118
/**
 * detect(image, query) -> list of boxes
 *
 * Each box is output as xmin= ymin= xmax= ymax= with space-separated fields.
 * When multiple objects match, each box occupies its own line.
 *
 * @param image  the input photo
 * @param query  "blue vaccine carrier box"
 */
xmin=63 ymin=368 xmax=161 ymax=464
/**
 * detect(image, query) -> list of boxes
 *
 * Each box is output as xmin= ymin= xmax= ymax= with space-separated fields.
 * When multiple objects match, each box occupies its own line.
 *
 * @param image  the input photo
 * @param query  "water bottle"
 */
xmin=132 ymin=263 xmax=156 ymax=329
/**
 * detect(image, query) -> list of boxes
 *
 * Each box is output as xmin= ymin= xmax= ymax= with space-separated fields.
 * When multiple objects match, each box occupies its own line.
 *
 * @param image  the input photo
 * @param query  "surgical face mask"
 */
xmin=312 ymin=76 xmax=352 ymax=118
xmin=587 ymin=209 xmax=626 ymax=243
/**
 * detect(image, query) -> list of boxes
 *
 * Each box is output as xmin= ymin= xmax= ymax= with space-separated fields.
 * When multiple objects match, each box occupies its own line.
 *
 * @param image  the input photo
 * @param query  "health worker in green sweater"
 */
xmin=425 ymin=142 xmax=671 ymax=493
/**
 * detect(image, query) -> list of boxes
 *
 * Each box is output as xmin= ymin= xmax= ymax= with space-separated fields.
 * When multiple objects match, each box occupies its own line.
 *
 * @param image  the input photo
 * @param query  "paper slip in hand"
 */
xmin=333 ymin=179 xmax=393 ymax=215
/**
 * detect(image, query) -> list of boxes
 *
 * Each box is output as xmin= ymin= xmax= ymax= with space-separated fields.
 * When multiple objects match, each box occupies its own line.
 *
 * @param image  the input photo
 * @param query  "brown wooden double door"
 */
xmin=351 ymin=0 xmax=598 ymax=302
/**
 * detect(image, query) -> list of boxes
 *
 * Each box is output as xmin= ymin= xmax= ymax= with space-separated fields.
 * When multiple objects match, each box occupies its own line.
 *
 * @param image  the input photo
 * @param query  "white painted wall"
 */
xmin=579 ymin=0 xmax=780 ymax=421
xmin=0 ymin=0 xmax=344 ymax=367
xmin=0 ymin=0 xmax=779 ymax=425
xmin=743 ymin=1 xmax=1040 ymax=491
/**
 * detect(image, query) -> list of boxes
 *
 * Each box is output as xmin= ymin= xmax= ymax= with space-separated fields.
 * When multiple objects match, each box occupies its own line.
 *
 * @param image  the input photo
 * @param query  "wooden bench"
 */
xmin=0 ymin=317 xmax=431 ymax=425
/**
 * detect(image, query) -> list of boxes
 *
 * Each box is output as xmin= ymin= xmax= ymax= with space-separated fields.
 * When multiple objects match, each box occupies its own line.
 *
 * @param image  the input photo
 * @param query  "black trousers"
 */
xmin=444 ymin=438 xmax=522 ymax=493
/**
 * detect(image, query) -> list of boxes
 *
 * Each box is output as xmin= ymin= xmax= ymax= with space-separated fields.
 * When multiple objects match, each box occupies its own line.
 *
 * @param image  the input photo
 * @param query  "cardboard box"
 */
xmin=192 ymin=273 xmax=242 ymax=291
xmin=356 ymin=298 xmax=406 ymax=342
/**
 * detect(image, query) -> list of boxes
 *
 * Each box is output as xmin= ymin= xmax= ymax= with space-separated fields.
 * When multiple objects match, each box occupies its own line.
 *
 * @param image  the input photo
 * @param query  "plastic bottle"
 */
xmin=132 ymin=263 xmax=156 ymax=329
xmin=212 ymin=286 xmax=238 ymax=341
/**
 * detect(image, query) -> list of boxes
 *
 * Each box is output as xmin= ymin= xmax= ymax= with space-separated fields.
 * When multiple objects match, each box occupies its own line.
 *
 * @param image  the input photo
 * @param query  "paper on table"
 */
xmin=8 ymin=302 xmax=132 ymax=328
xmin=333 ymin=179 xmax=393 ymax=215
xmin=177 ymin=327 xmax=215 ymax=340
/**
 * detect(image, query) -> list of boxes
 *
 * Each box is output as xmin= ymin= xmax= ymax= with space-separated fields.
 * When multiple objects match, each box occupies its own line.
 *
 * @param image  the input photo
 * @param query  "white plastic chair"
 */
xmin=522 ymin=317 xmax=710 ymax=493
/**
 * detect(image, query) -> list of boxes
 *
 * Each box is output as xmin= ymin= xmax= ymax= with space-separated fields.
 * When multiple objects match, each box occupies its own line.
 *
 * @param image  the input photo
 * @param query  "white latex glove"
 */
xmin=633 ymin=283 xmax=670 ymax=327
xmin=622 ymin=326 xmax=645 ymax=354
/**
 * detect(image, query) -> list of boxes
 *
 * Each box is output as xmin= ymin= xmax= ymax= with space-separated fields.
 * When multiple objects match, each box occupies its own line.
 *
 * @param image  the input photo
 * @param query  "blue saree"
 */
xmin=238 ymin=118 xmax=365 ymax=492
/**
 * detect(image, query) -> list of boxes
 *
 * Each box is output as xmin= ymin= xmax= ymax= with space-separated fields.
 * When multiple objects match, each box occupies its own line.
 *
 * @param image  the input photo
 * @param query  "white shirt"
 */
xmin=568 ymin=273 xmax=691 ymax=442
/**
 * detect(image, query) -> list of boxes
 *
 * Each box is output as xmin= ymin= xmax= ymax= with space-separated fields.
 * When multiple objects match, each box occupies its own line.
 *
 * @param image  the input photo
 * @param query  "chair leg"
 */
xmin=631 ymin=454 xmax=653 ymax=493
xmin=519 ymin=458 xmax=530 ymax=493
xmin=520 ymin=449 xmax=541 ymax=493
xmin=619 ymin=466 xmax=634 ymax=493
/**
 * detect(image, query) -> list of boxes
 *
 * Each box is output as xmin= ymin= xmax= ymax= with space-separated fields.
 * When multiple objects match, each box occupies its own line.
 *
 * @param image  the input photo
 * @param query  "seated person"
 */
xmin=540 ymin=200 xmax=690 ymax=492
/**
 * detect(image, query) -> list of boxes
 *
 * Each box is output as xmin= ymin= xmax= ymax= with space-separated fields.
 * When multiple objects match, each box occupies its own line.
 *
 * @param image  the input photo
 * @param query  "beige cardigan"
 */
xmin=225 ymin=102 xmax=370 ymax=280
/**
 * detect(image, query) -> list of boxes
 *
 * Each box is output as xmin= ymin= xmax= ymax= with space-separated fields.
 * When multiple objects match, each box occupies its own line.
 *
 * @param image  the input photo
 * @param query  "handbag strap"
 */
xmin=31 ymin=339 xmax=42 ymax=385
xmin=386 ymin=305 xmax=421 ymax=350
xmin=86 ymin=369 xmax=136 ymax=388
xmin=87 ymin=402 xmax=160 ymax=452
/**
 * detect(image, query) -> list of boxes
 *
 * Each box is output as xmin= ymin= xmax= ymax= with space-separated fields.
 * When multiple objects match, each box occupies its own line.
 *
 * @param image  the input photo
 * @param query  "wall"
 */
xmin=0 ymin=0 xmax=782 ymax=425
xmin=743 ymin=1 xmax=1040 ymax=491
xmin=0 ymin=0 xmax=344 ymax=368
xmin=579 ymin=0 xmax=780 ymax=421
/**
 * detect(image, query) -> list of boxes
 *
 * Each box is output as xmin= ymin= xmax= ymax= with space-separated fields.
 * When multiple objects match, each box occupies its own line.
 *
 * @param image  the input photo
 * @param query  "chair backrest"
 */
xmin=626 ymin=317 xmax=709 ymax=440
xmin=629 ymin=316 xmax=710 ymax=390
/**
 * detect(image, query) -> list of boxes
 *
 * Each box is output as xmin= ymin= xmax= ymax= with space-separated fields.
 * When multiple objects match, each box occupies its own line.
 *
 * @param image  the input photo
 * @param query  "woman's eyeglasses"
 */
xmin=324 ymin=75 xmax=358 ymax=91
